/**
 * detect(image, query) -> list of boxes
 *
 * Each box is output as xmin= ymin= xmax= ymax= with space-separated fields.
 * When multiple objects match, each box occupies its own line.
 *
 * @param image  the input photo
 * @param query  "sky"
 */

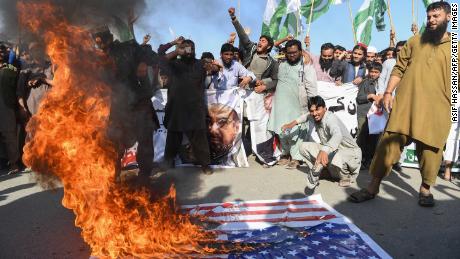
xmin=132 ymin=0 xmax=448 ymax=57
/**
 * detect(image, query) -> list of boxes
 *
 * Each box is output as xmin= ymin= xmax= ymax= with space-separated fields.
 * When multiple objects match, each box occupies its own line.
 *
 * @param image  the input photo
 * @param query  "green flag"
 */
xmin=262 ymin=0 xmax=288 ymax=40
xmin=419 ymin=0 xmax=434 ymax=34
xmin=112 ymin=15 xmax=134 ymax=42
xmin=300 ymin=0 xmax=342 ymax=24
xmin=354 ymin=0 xmax=387 ymax=45
xmin=279 ymin=0 xmax=302 ymax=39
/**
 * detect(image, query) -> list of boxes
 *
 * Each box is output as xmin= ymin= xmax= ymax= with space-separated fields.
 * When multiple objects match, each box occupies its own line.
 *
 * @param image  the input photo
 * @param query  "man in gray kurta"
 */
xmin=282 ymin=96 xmax=361 ymax=189
xmin=267 ymin=40 xmax=317 ymax=169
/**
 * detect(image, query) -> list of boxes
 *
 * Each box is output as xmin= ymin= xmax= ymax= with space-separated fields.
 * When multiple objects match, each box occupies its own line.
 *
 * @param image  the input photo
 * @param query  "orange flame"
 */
xmin=18 ymin=2 xmax=220 ymax=257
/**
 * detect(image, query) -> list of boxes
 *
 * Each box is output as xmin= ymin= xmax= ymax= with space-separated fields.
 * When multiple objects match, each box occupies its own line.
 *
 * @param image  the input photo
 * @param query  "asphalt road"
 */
xmin=1 ymin=157 xmax=459 ymax=259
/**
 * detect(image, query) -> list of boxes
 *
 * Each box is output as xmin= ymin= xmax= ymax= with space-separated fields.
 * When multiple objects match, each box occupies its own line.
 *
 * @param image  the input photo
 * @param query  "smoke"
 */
xmin=0 ymin=0 xmax=146 ymax=40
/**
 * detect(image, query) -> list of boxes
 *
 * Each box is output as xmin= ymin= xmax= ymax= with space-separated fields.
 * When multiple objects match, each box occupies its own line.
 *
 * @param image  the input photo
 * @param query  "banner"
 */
xmin=122 ymin=82 xmax=359 ymax=169
xmin=205 ymin=88 xmax=248 ymax=167
xmin=245 ymin=91 xmax=281 ymax=166
xmin=182 ymin=194 xmax=391 ymax=258
xmin=311 ymin=82 xmax=359 ymax=141
xmin=122 ymin=88 xmax=248 ymax=169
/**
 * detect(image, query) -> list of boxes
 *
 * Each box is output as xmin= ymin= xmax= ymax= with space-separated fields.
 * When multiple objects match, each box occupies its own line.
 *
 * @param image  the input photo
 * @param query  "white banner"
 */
xmin=122 ymin=82 xmax=360 ymax=169
xmin=245 ymin=91 xmax=281 ymax=166
xmin=312 ymin=82 xmax=359 ymax=141
xmin=121 ymin=88 xmax=249 ymax=169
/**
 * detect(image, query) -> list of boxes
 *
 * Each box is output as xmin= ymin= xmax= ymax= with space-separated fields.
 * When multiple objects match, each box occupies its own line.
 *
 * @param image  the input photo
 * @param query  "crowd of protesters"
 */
xmin=0 ymin=1 xmax=455 ymax=207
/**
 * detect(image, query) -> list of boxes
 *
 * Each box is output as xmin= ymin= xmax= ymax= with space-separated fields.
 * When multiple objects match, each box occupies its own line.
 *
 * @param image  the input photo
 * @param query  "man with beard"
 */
xmin=159 ymin=39 xmax=213 ymax=175
xmin=211 ymin=43 xmax=255 ymax=90
xmin=207 ymin=103 xmax=241 ymax=164
xmin=330 ymin=44 xmax=367 ymax=85
xmin=267 ymin=40 xmax=317 ymax=169
xmin=348 ymin=1 xmax=452 ymax=207
xmin=308 ymin=42 xmax=336 ymax=83
xmin=93 ymin=28 xmax=160 ymax=184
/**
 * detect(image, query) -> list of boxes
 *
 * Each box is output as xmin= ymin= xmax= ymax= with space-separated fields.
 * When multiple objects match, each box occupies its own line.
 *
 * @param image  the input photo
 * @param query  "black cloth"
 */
xmin=0 ymin=64 xmax=19 ymax=168
xmin=164 ymin=129 xmax=210 ymax=166
xmin=162 ymin=58 xmax=207 ymax=131
xmin=357 ymin=118 xmax=378 ymax=162
xmin=105 ymin=40 xmax=160 ymax=177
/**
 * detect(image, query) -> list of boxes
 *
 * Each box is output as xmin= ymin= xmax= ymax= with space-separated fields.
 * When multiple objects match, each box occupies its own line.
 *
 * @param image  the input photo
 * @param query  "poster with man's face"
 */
xmin=205 ymin=89 xmax=248 ymax=167
xmin=124 ymin=88 xmax=249 ymax=169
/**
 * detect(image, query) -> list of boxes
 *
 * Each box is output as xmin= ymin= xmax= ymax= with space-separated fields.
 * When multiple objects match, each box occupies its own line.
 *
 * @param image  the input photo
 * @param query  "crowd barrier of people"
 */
xmin=0 ymin=1 xmax=455 ymax=207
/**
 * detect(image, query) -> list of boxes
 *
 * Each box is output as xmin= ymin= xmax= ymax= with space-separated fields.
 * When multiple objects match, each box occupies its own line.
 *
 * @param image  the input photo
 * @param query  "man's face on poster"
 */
xmin=207 ymin=103 xmax=240 ymax=159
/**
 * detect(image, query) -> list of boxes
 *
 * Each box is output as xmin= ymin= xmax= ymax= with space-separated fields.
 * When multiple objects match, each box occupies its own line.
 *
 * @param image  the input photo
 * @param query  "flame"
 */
xmin=18 ymin=2 xmax=221 ymax=257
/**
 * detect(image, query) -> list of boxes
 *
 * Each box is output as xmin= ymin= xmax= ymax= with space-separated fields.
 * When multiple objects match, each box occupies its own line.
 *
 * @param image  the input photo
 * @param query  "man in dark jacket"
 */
xmin=93 ymin=28 xmax=160 ymax=183
xmin=330 ymin=44 xmax=367 ymax=85
xmin=0 ymin=46 xmax=19 ymax=174
xmin=158 ymin=39 xmax=212 ymax=175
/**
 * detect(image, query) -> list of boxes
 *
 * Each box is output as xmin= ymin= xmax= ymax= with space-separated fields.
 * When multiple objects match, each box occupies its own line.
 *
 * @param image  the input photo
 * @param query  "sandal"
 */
xmin=285 ymin=160 xmax=300 ymax=169
xmin=439 ymin=172 xmax=452 ymax=182
xmin=418 ymin=193 xmax=435 ymax=207
xmin=348 ymin=188 xmax=376 ymax=203
xmin=339 ymin=179 xmax=351 ymax=187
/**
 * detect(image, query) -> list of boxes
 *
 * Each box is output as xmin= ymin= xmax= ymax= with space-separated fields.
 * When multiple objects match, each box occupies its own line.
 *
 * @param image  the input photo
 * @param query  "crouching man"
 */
xmin=282 ymin=96 xmax=361 ymax=189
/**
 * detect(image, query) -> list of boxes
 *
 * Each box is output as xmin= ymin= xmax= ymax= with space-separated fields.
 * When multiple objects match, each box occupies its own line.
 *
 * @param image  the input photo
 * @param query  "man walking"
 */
xmin=348 ymin=1 xmax=453 ymax=207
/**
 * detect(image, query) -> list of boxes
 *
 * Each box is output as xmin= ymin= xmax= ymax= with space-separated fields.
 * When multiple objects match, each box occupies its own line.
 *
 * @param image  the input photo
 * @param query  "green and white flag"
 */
xmin=354 ymin=0 xmax=387 ymax=45
xmin=419 ymin=0 xmax=434 ymax=33
xmin=262 ymin=0 xmax=288 ymax=40
xmin=279 ymin=0 xmax=302 ymax=39
xmin=300 ymin=0 xmax=342 ymax=24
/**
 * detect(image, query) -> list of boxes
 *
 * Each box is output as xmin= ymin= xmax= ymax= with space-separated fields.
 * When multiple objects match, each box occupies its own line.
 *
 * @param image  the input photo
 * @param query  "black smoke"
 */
xmin=0 ymin=0 xmax=146 ymax=41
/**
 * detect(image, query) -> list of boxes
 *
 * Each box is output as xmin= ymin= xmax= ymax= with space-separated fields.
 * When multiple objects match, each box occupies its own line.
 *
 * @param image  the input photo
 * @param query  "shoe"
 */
xmin=201 ymin=165 xmax=213 ymax=175
xmin=348 ymin=189 xmax=377 ymax=203
xmin=305 ymin=171 xmax=319 ymax=189
xmin=311 ymin=164 xmax=324 ymax=177
xmin=7 ymin=168 xmax=19 ymax=175
xmin=262 ymin=163 xmax=272 ymax=168
xmin=278 ymin=156 xmax=291 ymax=166
xmin=418 ymin=193 xmax=435 ymax=207
xmin=285 ymin=160 xmax=300 ymax=169
xmin=338 ymin=179 xmax=352 ymax=187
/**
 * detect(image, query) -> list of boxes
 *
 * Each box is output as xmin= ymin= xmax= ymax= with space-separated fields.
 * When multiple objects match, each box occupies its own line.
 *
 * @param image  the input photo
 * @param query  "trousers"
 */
xmin=369 ymin=131 xmax=443 ymax=186
xmin=164 ymin=129 xmax=210 ymax=166
xmin=299 ymin=142 xmax=361 ymax=181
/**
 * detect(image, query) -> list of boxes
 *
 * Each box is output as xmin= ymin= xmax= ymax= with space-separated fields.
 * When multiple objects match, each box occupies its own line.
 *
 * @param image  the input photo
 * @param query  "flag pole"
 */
xmin=307 ymin=0 xmax=315 ymax=37
xmin=412 ymin=0 xmax=415 ymax=25
xmin=238 ymin=0 xmax=241 ymax=20
xmin=347 ymin=0 xmax=357 ymax=45
xmin=297 ymin=8 xmax=301 ymax=38
xmin=386 ymin=0 xmax=397 ymax=42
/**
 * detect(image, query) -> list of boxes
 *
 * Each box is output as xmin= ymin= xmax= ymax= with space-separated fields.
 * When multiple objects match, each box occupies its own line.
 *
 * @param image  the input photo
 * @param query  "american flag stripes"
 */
xmin=182 ymin=194 xmax=391 ymax=258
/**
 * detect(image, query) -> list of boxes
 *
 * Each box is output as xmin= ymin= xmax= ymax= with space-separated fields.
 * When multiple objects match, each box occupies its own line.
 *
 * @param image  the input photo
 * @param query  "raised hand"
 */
xmin=228 ymin=7 xmax=236 ymax=18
